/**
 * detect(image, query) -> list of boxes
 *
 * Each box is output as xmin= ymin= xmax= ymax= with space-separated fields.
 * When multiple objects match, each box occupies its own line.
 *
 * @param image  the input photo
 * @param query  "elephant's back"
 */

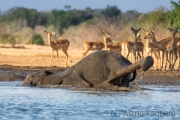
xmin=72 ymin=50 xmax=131 ymax=86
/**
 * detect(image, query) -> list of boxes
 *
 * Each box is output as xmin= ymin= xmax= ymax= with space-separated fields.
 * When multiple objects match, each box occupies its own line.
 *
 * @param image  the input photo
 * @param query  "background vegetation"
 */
xmin=28 ymin=34 xmax=44 ymax=45
xmin=0 ymin=0 xmax=180 ymax=48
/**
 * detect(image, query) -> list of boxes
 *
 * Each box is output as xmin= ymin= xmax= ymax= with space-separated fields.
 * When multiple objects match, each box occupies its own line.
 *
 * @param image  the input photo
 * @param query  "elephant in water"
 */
xmin=22 ymin=50 xmax=154 ymax=88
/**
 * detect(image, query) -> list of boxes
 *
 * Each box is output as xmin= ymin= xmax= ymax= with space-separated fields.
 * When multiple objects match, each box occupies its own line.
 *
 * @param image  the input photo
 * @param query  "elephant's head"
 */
xmin=22 ymin=66 xmax=75 ymax=86
xmin=22 ymin=71 xmax=53 ymax=86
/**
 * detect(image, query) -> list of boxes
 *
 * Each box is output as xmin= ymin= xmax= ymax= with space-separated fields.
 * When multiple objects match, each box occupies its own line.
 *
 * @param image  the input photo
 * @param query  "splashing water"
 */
xmin=139 ymin=71 xmax=145 ymax=81
xmin=134 ymin=71 xmax=146 ymax=91
xmin=135 ymin=82 xmax=141 ymax=90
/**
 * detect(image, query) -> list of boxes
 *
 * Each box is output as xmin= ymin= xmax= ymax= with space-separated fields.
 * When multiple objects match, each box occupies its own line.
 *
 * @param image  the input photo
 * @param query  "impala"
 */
xmin=143 ymin=29 xmax=161 ymax=69
xmin=44 ymin=31 xmax=70 ymax=67
xmin=129 ymin=27 xmax=144 ymax=62
xmin=101 ymin=29 xmax=122 ymax=54
xmin=144 ymin=29 xmax=180 ymax=70
xmin=82 ymin=39 xmax=112 ymax=58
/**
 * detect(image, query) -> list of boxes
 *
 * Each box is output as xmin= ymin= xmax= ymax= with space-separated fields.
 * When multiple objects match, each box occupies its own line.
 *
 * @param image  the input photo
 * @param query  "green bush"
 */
xmin=29 ymin=34 xmax=44 ymax=45
xmin=0 ymin=34 xmax=10 ymax=44
xmin=165 ymin=0 xmax=180 ymax=28
xmin=137 ymin=7 xmax=165 ymax=28
xmin=101 ymin=5 xmax=121 ymax=18
xmin=0 ymin=33 xmax=15 ymax=47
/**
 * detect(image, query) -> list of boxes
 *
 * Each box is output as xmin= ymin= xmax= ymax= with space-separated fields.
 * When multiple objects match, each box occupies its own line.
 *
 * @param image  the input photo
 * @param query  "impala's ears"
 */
xmin=176 ymin=28 xmax=180 ymax=32
xmin=131 ymin=27 xmax=134 ymax=31
xmin=52 ymin=32 xmax=56 ymax=34
xmin=141 ymin=29 xmax=145 ymax=32
xmin=151 ymin=29 xmax=155 ymax=33
xmin=168 ymin=28 xmax=172 ymax=32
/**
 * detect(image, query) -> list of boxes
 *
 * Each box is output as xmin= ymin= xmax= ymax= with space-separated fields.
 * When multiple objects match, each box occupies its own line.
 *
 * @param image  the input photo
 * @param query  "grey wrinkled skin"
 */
xmin=22 ymin=50 xmax=154 ymax=87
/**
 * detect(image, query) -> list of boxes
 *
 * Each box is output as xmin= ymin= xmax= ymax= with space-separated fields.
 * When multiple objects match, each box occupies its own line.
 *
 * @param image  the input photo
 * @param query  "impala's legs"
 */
xmin=154 ymin=52 xmax=158 ymax=70
xmin=126 ymin=52 xmax=130 ymax=59
xmin=171 ymin=50 xmax=178 ymax=70
xmin=56 ymin=50 xmax=60 ymax=67
xmin=82 ymin=48 xmax=90 ymax=58
xmin=133 ymin=50 xmax=137 ymax=62
xmin=165 ymin=52 xmax=169 ymax=70
xmin=169 ymin=52 xmax=173 ymax=69
xmin=160 ymin=52 xmax=164 ymax=70
xmin=122 ymin=44 xmax=125 ymax=56
xmin=178 ymin=51 xmax=180 ymax=70
xmin=137 ymin=51 xmax=141 ymax=61
xmin=157 ymin=50 xmax=161 ymax=69
xmin=49 ymin=50 xmax=54 ymax=67
xmin=131 ymin=53 xmax=133 ymax=62
xmin=165 ymin=51 xmax=171 ymax=70
xmin=62 ymin=48 xmax=69 ymax=67
xmin=141 ymin=50 xmax=144 ymax=59
xmin=82 ymin=44 xmax=90 ymax=58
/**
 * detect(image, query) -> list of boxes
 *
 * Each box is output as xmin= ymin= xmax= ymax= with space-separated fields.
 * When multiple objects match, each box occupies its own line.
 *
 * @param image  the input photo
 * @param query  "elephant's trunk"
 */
xmin=22 ymin=66 xmax=75 ymax=86
xmin=116 ymin=56 xmax=154 ymax=77
xmin=42 ymin=66 xmax=75 ymax=85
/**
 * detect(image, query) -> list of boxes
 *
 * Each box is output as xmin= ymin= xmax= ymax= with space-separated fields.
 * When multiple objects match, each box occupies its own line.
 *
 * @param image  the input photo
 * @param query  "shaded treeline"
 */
xmin=0 ymin=0 xmax=180 ymax=48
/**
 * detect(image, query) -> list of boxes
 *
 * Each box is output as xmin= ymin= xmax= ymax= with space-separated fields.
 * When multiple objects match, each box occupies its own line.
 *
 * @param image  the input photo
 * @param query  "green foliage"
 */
xmin=137 ymin=7 xmax=165 ymax=28
xmin=165 ymin=0 xmax=180 ymax=28
xmin=3 ymin=7 xmax=49 ymax=29
xmin=29 ymin=34 xmax=44 ymax=45
xmin=0 ymin=6 xmax=121 ymax=33
xmin=0 ymin=34 xmax=10 ymax=44
xmin=101 ymin=5 xmax=121 ymax=18
xmin=0 ymin=33 xmax=16 ymax=47
xmin=49 ymin=9 xmax=93 ymax=33
xmin=1 ymin=2 xmax=179 ymax=39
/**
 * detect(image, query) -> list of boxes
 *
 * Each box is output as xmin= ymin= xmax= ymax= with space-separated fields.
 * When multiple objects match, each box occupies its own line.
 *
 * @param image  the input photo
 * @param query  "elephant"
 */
xmin=22 ymin=50 xmax=154 ymax=88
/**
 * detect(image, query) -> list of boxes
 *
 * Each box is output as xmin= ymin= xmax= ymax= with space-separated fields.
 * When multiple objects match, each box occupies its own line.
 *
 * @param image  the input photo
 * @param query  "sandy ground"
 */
xmin=0 ymin=44 xmax=179 ymax=86
xmin=0 ymin=45 xmax=84 ymax=67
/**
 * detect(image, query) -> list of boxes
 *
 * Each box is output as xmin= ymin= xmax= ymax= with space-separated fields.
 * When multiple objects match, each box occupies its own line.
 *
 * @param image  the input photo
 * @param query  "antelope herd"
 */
xmin=44 ymin=27 xmax=180 ymax=71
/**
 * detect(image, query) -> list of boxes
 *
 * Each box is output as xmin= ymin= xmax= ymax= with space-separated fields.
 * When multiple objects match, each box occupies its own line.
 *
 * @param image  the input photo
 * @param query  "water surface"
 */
xmin=0 ymin=81 xmax=179 ymax=120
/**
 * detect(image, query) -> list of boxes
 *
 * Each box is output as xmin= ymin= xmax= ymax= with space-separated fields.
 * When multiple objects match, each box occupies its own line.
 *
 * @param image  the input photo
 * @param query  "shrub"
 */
xmin=0 ymin=33 xmax=16 ymax=47
xmin=28 ymin=34 xmax=44 ymax=45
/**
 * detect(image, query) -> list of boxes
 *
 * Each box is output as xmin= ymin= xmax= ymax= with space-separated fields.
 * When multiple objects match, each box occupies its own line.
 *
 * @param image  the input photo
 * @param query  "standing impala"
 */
xmin=144 ymin=29 xmax=179 ymax=70
xmin=44 ymin=31 xmax=70 ymax=67
xmin=168 ymin=28 xmax=179 ymax=70
xmin=128 ymin=27 xmax=144 ymax=62
xmin=177 ymin=41 xmax=180 ymax=70
xmin=123 ymin=35 xmax=144 ymax=62
xmin=82 ymin=29 xmax=121 ymax=58
xmin=143 ymin=29 xmax=161 ymax=69
xmin=101 ymin=29 xmax=122 ymax=54
xmin=121 ymin=40 xmax=129 ymax=57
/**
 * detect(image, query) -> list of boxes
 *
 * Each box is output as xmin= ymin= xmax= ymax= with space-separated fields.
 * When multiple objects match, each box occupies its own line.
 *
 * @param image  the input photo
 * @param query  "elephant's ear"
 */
xmin=129 ymin=70 xmax=137 ymax=82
